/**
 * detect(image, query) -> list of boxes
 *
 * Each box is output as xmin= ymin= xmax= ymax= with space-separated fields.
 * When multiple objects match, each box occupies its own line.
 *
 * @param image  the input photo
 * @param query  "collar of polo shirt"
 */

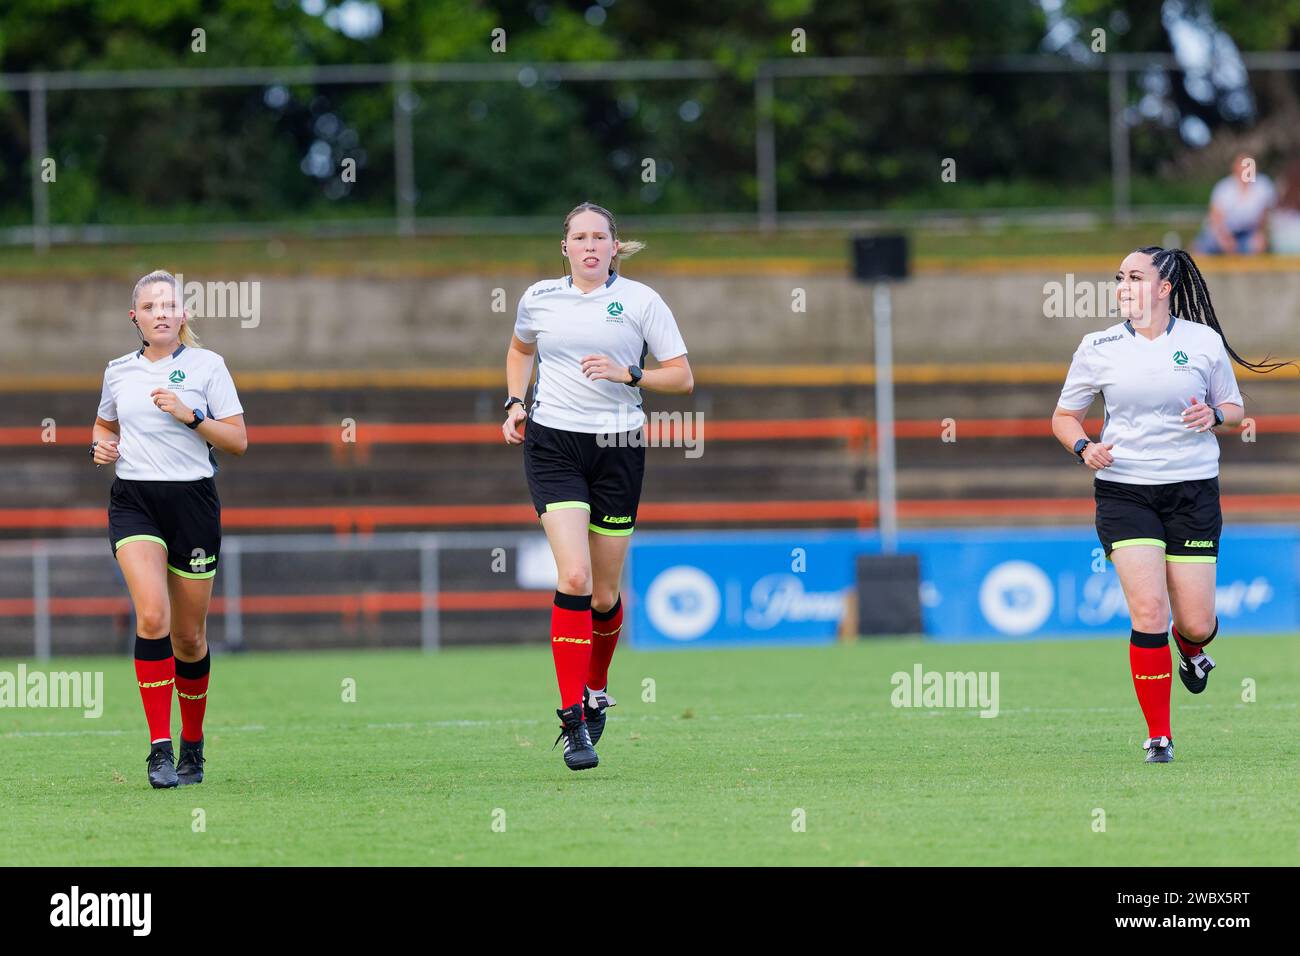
xmin=138 ymin=344 xmax=186 ymax=361
xmin=567 ymin=272 xmax=619 ymax=290
xmin=1123 ymin=315 xmax=1176 ymax=337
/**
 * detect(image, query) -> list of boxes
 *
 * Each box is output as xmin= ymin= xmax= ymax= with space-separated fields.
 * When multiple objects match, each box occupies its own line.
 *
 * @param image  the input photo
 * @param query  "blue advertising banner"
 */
xmin=627 ymin=526 xmax=1299 ymax=648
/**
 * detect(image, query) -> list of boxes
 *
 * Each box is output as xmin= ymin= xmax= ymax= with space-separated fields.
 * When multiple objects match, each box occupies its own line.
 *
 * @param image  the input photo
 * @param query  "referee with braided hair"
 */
xmin=1052 ymin=246 xmax=1294 ymax=764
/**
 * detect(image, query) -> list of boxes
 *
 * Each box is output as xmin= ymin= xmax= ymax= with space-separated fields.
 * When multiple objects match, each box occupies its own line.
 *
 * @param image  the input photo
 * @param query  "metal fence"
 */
xmin=0 ymin=531 xmax=570 ymax=659
xmin=6 ymin=51 xmax=1300 ymax=249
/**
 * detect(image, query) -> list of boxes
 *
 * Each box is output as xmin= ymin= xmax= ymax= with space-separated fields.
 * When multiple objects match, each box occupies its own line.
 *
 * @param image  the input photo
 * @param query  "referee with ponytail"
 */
xmin=93 ymin=271 xmax=247 ymax=788
xmin=1052 ymin=247 xmax=1293 ymax=763
xmin=503 ymin=202 xmax=692 ymax=771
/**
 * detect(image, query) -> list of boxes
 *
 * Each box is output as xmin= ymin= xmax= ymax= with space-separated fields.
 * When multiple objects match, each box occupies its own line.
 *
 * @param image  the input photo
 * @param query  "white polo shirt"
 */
xmin=97 ymin=345 xmax=244 ymax=481
xmin=514 ymin=273 xmax=688 ymax=433
xmin=1057 ymin=316 xmax=1243 ymax=484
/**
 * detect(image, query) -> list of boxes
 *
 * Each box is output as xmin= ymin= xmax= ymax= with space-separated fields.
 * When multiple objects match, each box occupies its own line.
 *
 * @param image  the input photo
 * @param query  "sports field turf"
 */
xmin=1 ymin=635 xmax=1295 ymax=866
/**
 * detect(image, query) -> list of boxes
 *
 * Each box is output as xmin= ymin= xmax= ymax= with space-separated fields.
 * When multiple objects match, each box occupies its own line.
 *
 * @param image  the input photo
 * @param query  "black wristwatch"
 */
xmin=504 ymin=396 xmax=525 ymax=412
xmin=1073 ymin=438 xmax=1091 ymax=461
xmin=626 ymin=365 xmax=643 ymax=386
xmin=186 ymin=408 xmax=205 ymax=430
xmin=1211 ymin=405 xmax=1225 ymax=428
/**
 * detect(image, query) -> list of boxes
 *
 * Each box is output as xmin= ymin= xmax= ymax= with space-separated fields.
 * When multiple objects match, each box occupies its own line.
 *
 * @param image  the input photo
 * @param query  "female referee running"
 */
xmin=92 ymin=270 xmax=247 ymax=788
xmin=503 ymin=202 xmax=692 ymax=771
xmin=1052 ymin=246 xmax=1292 ymax=763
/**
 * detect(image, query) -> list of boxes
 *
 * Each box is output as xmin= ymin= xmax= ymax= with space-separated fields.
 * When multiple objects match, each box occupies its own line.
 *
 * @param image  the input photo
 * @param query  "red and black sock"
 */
xmin=1172 ymin=617 xmax=1219 ymax=658
xmin=551 ymin=590 xmax=592 ymax=711
xmin=586 ymin=594 xmax=623 ymax=692
xmin=134 ymin=635 xmax=175 ymax=744
xmin=175 ymin=648 xmax=210 ymax=744
xmin=1129 ymin=629 xmax=1172 ymax=739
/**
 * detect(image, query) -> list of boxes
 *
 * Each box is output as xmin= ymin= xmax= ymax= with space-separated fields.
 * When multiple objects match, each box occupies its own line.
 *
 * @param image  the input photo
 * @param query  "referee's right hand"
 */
xmin=1081 ymin=441 xmax=1114 ymax=470
xmin=93 ymin=440 xmax=120 ymax=466
xmin=502 ymin=406 xmax=528 ymax=445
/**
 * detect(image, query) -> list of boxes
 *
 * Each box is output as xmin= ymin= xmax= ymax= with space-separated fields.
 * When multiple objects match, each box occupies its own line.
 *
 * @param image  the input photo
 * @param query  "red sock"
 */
xmin=1172 ymin=618 xmax=1218 ymax=658
xmin=551 ymin=591 xmax=592 ymax=710
xmin=134 ymin=635 xmax=175 ymax=743
xmin=175 ymin=649 xmax=210 ymax=744
xmin=586 ymin=594 xmax=622 ymax=691
xmin=1129 ymin=629 xmax=1172 ymax=738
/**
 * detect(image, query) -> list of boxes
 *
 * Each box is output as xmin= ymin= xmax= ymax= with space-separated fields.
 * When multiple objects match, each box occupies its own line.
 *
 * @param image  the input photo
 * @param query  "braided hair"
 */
xmin=1136 ymin=246 xmax=1295 ymax=374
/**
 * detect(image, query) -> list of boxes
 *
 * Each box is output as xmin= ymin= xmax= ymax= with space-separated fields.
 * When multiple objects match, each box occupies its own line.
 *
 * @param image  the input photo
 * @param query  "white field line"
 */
xmin=3 ymin=701 xmax=1291 ymax=737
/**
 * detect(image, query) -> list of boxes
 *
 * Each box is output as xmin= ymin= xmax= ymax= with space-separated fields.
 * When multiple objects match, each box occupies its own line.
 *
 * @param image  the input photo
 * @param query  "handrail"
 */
xmin=5 ymin=494 xmax=1300 ymax=534
xmin=5 ymin=414 xmax=1299 ymax=448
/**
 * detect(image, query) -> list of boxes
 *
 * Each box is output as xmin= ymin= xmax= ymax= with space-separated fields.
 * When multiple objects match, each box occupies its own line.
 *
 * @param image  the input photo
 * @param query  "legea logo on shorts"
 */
xmin=168 ymin=370 xmax=186 ymax=385
xmin=978 ymin=560 xmax=1053 ymax=635
xmin=645 ymin=565 xmax=721 ymax=641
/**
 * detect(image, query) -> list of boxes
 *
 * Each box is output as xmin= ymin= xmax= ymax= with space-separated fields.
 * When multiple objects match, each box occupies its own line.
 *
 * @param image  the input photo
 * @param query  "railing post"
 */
xmin=419 ymin=537 xmax=440 ymax=651
xmin=755 ymin=65 xmax=777 ymax=234
xmin=29 ymin=73 xmax=50 ymax=254
xmin=393 ymin=65 xmax=417 ymax=237
xmin=1109 ymin=60 xmax=1130 ymax=223
xmin=223 ymin=537 xmax=244 ymax=651
xmin=33 ymin=541 xmax=51 ymax=660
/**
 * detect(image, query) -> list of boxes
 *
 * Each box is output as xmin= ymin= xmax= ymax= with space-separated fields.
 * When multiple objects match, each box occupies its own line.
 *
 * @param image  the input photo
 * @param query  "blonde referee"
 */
xmin=93 ymin=270 xmax=248 ymax=788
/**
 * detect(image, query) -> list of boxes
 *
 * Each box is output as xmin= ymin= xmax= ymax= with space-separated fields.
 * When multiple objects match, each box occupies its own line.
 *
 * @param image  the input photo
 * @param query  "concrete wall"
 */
xmin=3 ymin=268 xmax=1296 ymax=373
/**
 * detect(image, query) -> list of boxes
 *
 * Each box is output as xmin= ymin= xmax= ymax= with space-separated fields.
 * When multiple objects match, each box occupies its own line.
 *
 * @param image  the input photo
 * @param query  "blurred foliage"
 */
xmin=0 ymin=0 xmax=1297 ymax=226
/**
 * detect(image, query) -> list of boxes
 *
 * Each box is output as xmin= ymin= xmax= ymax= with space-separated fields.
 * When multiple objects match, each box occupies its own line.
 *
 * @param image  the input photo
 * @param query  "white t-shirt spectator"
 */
xmin=1210 ymin=174 xmax=1276 ymax=233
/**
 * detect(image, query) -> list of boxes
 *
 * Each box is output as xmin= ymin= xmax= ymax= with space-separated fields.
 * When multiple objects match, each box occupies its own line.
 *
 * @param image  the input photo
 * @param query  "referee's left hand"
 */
xmin=150 ymin=388 xmax=193 ymax=424
xmin=1181 ymin=396 xmax=1215 ymax=433
xmin=580 ymin=354 xmax=630 ymax=384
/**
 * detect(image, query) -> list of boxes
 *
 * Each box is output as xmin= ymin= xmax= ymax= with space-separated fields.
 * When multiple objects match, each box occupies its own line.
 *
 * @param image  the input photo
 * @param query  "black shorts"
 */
xmin=1094 ymin=477 xmax=1221 ymax=563
xmin=524 ymin=419 xmax=646 ymax=536
xmin=108 ymin=477 xmax=222 ymax=578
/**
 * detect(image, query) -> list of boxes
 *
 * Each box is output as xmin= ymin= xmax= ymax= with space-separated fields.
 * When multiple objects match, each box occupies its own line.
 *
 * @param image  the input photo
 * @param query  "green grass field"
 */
xmin=1 ymin=636 xmax=1295 ymax=866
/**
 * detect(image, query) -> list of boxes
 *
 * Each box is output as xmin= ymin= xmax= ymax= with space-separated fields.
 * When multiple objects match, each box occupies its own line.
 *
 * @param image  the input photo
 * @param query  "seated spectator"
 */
xmin=1269 ymin=160 xmax=1300 ymax=254
xmin=1194 ymin=153 xmax=1276 ymax=255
